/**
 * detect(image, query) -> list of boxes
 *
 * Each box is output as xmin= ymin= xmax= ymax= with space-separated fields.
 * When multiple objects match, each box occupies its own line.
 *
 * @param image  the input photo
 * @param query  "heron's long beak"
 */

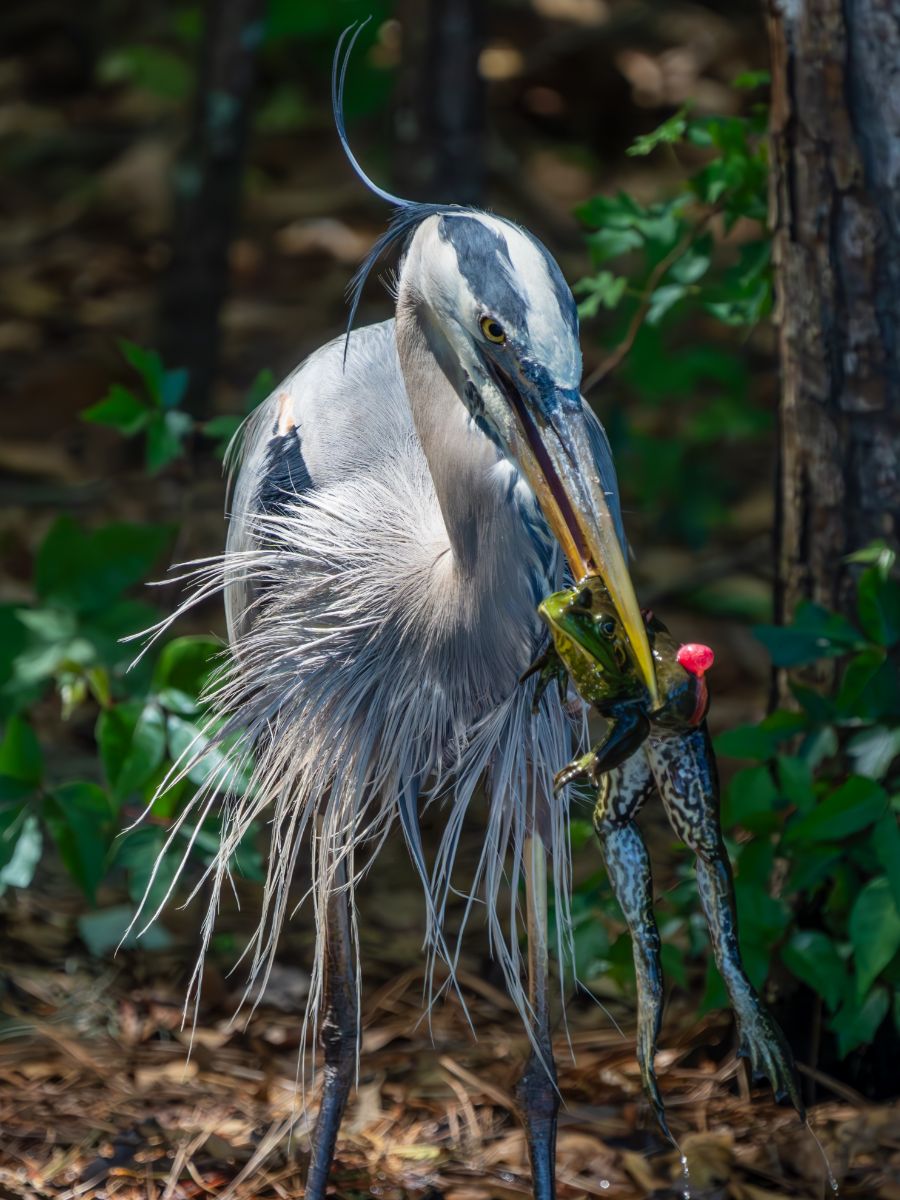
xmin=504 ymin=378 xmax=659 ymax=706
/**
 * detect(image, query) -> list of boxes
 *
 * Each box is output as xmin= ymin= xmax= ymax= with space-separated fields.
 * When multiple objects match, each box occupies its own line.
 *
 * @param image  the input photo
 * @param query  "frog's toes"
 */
xmin=736 ymin=1009 xmax=804 ymax=1117
xmin=553 ymin=752 xmax=596 ymax=793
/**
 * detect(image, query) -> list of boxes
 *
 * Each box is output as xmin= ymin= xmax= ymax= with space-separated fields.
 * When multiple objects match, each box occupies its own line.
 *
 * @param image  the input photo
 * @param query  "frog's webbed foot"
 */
xmin=594 ymin=751 xmax=672 ymax=1140
xmin=554 ymin=705 xmax=651 ymax=795
xmin=735 ymin=997 xmax=805 ymax=1115
xmin=521 ymin=643 xmax=569 ymax=714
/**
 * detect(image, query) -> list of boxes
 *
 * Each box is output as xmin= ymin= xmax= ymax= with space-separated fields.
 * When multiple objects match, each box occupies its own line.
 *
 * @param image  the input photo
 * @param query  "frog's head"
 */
xmin=538 ymin=583 xmax=637 ymax=702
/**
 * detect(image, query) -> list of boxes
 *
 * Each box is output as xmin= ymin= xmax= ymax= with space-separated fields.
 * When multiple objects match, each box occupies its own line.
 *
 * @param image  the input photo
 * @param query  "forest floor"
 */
xmin=2 ymin=851 xmax=899 ymax=1200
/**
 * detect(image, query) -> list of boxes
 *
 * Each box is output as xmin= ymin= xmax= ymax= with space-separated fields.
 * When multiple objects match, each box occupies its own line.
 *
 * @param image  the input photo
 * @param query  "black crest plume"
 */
xmin=332 ymin=21 xmax=464 ymax=350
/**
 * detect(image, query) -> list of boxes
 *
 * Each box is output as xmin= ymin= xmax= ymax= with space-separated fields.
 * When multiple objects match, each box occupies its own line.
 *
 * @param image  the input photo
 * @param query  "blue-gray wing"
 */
xmin=224 ymin=319 xmax=411 ymax=642
xmin=581 ymin=399 xmax=627 ymax=552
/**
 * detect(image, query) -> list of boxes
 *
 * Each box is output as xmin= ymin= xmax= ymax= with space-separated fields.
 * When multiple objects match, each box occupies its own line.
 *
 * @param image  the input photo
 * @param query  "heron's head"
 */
xmin=332 ymin=21 xmax=656 ymax=701
xmin=396 ymin=210 xmax=657 ymax=702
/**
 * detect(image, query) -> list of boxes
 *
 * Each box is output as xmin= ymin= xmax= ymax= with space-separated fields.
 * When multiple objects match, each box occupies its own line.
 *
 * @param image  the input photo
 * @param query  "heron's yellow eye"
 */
xmin=480 ymin=316 xmax=506 ymax=344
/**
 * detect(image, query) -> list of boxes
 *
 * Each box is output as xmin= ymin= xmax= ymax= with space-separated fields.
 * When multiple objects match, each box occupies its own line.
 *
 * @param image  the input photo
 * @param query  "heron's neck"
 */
xmin=396 ymin=302 xmax=509 ymax=578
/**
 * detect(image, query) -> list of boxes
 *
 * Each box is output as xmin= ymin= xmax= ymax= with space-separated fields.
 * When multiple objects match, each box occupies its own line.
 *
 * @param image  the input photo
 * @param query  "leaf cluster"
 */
xmin=576 ymin=85 xmax=772 ymax=546
xmin=1 ymin=349 xmax=268 ymax=946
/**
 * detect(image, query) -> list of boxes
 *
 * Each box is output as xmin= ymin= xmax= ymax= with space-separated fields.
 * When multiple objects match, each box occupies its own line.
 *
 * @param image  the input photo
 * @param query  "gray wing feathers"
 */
xmin=224 ymin=320 xmax=411 ymax=644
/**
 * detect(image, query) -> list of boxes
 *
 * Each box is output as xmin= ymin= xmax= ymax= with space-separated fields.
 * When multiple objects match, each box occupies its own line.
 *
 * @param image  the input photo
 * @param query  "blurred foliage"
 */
xmin=577 ymin=79 xmax=772 ymax=551
xmin=83 ymin=340 xmax=271 ymax=469
xmin=0 ymin=357 xmax=267 ymax=951
xmin=96 ymin=0 xmax=393 ymax=129
xmin=567 ymin=543 xmax=900 ymax=1059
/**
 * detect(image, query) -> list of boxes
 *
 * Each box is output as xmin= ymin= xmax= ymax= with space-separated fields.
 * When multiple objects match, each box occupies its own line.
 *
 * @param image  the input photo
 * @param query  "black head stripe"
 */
xmin=438 ymin=215 xmax=529 ymax=332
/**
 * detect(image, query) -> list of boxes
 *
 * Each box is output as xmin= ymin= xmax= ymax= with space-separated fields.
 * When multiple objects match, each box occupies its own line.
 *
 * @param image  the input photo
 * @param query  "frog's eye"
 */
xmin=599 ymin=617 xmax=617 ymax=637
xmin=480 ymin=316 xmax=506 ymax=344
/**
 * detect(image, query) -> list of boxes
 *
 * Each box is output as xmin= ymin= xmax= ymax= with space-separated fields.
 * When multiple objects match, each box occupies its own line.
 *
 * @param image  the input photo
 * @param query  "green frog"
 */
xmin=527 ymin=581 xmax=804 ymax=1139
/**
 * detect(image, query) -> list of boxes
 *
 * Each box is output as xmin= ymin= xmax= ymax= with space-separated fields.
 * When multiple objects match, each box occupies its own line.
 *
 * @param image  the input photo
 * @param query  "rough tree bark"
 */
xmin=159 ymin=0 xmax=266 ymax=416
xmin=394 ymin=0 xmax=486 ymax=205
xmin=767 ymin=0 xmax=900 ymax=687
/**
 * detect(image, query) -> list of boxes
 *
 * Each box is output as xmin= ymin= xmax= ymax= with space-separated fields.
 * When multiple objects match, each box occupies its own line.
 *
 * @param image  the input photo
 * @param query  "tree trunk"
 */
xmin=159 ymin=0 xmax=266 ymax=416
xmin=394 ymin=0 xmax=486 ymax=205
xmin=767 ymin=0 xmax=900 ymax=686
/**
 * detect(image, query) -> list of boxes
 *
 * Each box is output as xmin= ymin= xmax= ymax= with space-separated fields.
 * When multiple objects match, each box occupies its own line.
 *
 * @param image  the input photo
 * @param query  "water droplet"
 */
xmin=599 ymin=1181 xmax=610 ymax=1191
xmin=804 ymin=1117 xmax=840 ymax=1196
xmin=680 ymin=1152 xmax=691 ymax=1200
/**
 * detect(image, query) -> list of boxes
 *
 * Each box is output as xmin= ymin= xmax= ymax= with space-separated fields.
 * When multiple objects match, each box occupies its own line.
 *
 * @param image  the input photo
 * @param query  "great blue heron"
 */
xmin=137 ymin=24 xmax=658 ymax=1200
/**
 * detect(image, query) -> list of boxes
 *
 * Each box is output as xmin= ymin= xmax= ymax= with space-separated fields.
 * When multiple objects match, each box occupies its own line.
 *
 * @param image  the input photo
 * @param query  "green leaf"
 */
xmin=832 ymin=985 xmax=889 ymax=1057
xmin=776 ymin=754 xmax=816 ymax=812
xmin=113 ymin=825 xmax=179 ymax=917
xmin=203 ymin=414 xmax=243 ymax=459
xmin=574 ymin=271 xmax=628 ymax=318
xmin=846 ymin=541 xmax=896 ymax=573
xmin=754 ymin=602 xmax=863 ymax=667
xmin=873 ymin=813 xmax=900 ymax=912
xmin=100 ymin=47 xmax=192 ymax=101
xmin=848 ymin=877 xmax=900 ymax=995
xmin=846 ymin=725 xmax=900 ymax=780
xmin=782 ymin=930 xmax=847 ymax=1011
xmin=166 ymin=715 xmax=250 ymax=793
xmin=161 ymin=367 xmax=189 ymax=411
xmin=0 ymin=716 xmax=43 ymax=785
xmin=586 ymin=227 xmax=643 ymax=265
xmin=837 ymin=647 xmax=889 ymax=714
xmin=733 ymin=70 xmax=771 ymax=90
xmin=146 ymin=410 xmax=193 ymax=472
xmin=784 ymin=776 xmax=887 ymax=845
xmin=647 ymin=283 xmax=688 ymax=325
xmin=722 ymin=765 xmax=779 ymax=833
xmin=118 ymin=341 xmax=166 ymax=403
xmin=857 ymin=565 xmax=900 ymax=647
xmin=0 ymin=814 xmax=43 ymax=891
xmin=45 ymin=782 xmax=116 ymax=902
xmin=97 ymin=702 xmax=166 ymax=802
xmin=35 ymin=517 xmax=172 ymax=614
xmin=81 ymin=384 xmax=149 ymax=435
xmin=627 ymin=109 xmax=688 ymax=157
xmin=152 ymin=636 xmax=219 ymax=696
xmin=78 ymin=904 xmax=172 ymax=956
xmin=714 ymin=710 xmax=807 ymax=760
xmin=244 ymin=367 xmax=275 ymax=410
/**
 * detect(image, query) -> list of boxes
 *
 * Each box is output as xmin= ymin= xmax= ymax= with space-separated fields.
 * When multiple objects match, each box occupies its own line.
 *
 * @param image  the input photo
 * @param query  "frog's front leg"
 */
xmin=593 ymin=748 xmax=671 ymax=1140
xmin=554 ymin=703 xmax=650 ymax=793
xmin=646 ymin=725 xmax=804 ymax=1117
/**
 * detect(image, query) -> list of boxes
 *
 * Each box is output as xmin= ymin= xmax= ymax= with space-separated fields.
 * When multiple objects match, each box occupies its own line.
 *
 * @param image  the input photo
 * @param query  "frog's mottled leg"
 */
xmin=593 ymin=748 xmax=671 ymax=1139
xmin=646 ymin=726 xmax=804 ymax=1117
xmin=516 ymin=833 xmax=559 ymax=1200
xmin=554 ymin=706 xmax=650 ymax=793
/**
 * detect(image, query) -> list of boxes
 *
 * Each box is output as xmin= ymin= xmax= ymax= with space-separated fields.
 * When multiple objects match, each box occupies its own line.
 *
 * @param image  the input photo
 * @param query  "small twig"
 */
xmin=582 ymin=205 xmax=720 ymax=394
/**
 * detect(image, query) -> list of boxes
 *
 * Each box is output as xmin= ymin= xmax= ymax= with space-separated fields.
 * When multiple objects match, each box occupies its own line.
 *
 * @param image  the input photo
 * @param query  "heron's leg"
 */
xmin=592 ymin=749 xmax=671 ymax=1138
xmin=646 ymin=726 xmax=804 ymax=1116
xmin=305 ymin=856 xmax=358 ymax=1200
xmin=554 ymin=705 xmax=650 ymax=793
xmin=516 ymin=833 xmax=559 ymax=1200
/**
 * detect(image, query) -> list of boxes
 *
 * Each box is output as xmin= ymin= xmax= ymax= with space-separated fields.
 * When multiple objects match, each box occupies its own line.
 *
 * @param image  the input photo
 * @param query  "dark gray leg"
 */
xmin=647 ymin=725 xmax=804 ymax=1116
xmin=305 ymin=857 xmax=358 ymax=1200
xmin=515 ymin=833 xmax=559 ymax=1200
xmin=593 ymin=748 xmax=670 ymax=1138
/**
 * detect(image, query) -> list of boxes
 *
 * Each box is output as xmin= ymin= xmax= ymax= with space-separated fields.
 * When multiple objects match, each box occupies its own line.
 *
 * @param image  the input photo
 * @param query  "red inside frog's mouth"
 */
xmin=677 ymin=643 xmax=714 ymax=726
xmin=677 ymin=643 xmax=715 ymax=677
